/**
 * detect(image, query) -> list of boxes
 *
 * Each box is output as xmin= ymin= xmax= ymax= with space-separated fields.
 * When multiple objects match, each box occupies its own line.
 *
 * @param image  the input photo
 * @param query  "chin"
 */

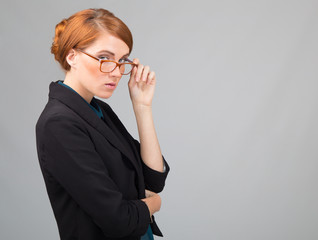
xmin=96 ymin=92 xmax=114 ymax=99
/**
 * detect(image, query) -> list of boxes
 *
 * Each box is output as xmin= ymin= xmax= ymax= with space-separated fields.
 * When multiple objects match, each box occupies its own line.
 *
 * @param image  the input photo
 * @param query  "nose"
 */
xmin=109 ymin=65 xmax=122 ymax=78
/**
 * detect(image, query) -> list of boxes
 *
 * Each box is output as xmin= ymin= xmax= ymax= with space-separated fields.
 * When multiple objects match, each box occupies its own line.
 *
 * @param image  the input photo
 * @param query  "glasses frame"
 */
xmin=78 ymin=50 xmax=137 ymax=75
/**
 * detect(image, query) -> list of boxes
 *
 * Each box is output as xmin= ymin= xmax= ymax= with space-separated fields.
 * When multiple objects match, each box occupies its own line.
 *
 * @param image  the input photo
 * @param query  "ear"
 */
xmin=66 ymin=49 xmax=78 ymax=69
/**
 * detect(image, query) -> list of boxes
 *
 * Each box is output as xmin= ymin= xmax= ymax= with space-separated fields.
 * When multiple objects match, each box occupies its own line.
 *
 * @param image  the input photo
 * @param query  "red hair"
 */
xmin=51 ymin=8 xmax=133 ymax=71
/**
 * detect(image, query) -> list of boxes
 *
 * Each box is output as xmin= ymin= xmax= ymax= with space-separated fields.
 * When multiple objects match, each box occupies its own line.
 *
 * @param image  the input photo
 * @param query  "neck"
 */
xmin=63 ymin=71 xmax=93 ymax=104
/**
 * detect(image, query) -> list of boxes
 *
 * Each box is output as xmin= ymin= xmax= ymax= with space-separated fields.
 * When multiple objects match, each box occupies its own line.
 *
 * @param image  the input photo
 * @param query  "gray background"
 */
xmin=1 ymin=0 xmax=318 ymax=239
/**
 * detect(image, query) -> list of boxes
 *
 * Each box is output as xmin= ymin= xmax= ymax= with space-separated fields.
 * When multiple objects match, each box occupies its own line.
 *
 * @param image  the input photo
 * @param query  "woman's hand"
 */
xmin=128 ymin=58 xmax=156 ymax=107
xmin=141 ymin=189 xmax=161 ymax=217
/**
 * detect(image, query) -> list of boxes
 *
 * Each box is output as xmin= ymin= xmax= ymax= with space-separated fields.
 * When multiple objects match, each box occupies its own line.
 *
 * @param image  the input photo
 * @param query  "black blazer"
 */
xmin=35 ymin=80 xmax=170 ymax=240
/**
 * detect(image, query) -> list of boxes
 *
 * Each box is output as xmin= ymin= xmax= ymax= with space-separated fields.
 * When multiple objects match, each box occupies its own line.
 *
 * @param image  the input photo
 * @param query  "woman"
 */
xmin=35 ymin=8 xmax=170 ymax=240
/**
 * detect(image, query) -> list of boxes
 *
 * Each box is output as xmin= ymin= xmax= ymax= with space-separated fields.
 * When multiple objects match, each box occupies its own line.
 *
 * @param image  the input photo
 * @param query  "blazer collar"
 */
xmin=48 ymin=80 xmax=141 ymax=176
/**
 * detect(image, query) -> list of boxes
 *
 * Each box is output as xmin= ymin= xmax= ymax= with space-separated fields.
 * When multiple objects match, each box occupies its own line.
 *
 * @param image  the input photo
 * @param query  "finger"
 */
xmin=130 ymin=58 xmax=139 ymax=79
xmin=142 ymin=65 xmax=150 ymax=82
xmin=147 ymin=71 xmax=155 ymax=85
xmin=135 ymin=64 xmax=144 ymax=82
xmin=132 ymin=58 xmax=139 ymax=65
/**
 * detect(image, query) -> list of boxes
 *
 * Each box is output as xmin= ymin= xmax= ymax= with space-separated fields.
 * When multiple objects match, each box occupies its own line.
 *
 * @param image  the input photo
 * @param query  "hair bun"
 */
xmin=51 ymin=19 xmax=68 ymax=58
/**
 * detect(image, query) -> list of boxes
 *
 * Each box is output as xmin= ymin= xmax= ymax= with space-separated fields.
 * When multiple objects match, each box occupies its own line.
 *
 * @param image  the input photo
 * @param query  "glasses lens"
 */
xmin=100 ymin=61 xmax=134 ymax=75
xmin=119 ymin=63 xmax=134 ymax=75
xmin=101 ymin=61 xmax=117 ymax=73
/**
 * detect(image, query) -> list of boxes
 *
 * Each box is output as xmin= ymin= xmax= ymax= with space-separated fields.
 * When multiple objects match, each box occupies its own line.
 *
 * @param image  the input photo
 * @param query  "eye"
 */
xmin=119 ymin=58 xmax=129 ymax=63
xmin=98 ymin=56 xmax=110 ymax=60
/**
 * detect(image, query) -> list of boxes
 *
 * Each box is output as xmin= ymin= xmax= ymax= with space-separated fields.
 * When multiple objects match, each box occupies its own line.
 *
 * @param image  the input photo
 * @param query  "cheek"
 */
xmin=87 ymin=63 xmax=110 ymax=82
xmin=84 ymin=61 xmax=100 ymax=77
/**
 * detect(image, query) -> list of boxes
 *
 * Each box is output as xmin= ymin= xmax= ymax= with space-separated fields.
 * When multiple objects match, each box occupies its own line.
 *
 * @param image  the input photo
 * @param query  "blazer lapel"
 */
xmin=97 ymin=100 xmax=146 ymax=198
xmin=99 ymin=107 xmax=135 ymax=158
xmin=98 ymin=101 xmax=143 ymax=169
xmin=48 ymin=81 xmax=141 ymax=175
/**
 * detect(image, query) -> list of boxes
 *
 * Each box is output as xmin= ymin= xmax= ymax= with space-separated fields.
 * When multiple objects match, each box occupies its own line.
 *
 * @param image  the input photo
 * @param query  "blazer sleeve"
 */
xmin=133 ymin=139 xmax=170 ymax=193
xmin=37 ymin=115 xmax=151 ymax=238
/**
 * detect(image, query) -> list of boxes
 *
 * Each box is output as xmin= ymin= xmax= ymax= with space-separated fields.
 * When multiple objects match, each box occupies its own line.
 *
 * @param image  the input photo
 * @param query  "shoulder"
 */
xmin=36 ymin=98 xmax=85 ymax=139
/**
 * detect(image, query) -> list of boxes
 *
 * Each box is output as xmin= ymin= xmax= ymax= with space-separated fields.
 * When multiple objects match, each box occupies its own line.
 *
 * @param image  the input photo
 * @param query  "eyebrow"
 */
xmin=96 ymin=50 xmax=130 ymax=59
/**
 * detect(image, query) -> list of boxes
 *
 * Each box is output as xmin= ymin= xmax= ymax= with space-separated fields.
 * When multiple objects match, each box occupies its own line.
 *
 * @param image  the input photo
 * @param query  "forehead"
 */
xmin=86 ymin=31 xmax=130 ymax=57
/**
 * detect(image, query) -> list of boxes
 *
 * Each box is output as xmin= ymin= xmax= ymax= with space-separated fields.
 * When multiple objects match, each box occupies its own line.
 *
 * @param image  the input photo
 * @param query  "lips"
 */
xmin=105 ymin=83 xmax=116 ymax=86
xmin=104 ymin=82 xmax=117 ymax=90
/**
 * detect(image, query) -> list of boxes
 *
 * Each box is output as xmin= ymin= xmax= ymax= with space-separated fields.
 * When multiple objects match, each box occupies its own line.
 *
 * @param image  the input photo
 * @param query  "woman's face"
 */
xmin=71 ymin=31 xmax=130 ymax=102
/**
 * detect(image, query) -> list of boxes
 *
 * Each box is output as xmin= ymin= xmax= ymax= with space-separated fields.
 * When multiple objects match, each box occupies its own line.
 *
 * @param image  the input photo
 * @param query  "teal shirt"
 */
xmin=58 ymin=80 xmax=154 ymax=239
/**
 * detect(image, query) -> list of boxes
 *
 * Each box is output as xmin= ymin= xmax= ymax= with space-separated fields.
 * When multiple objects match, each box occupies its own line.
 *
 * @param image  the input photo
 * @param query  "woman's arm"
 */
xmin=132 ymin=104 xmax=164 ymax=172
xmin=128 ymin=58 xmax=165 ymax=173
xmin=128 ymin=59 xmax=166 ymax=216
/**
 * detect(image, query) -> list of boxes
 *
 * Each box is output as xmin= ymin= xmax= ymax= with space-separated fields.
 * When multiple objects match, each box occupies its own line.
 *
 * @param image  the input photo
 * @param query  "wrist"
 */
xmin=132 ymin=103 xmax=152 ymax=114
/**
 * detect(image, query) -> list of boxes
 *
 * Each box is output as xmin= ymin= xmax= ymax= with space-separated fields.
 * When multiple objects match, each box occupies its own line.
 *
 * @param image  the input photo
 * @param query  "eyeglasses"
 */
xmin=78 ymin=50 xmax=137 ymax=75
